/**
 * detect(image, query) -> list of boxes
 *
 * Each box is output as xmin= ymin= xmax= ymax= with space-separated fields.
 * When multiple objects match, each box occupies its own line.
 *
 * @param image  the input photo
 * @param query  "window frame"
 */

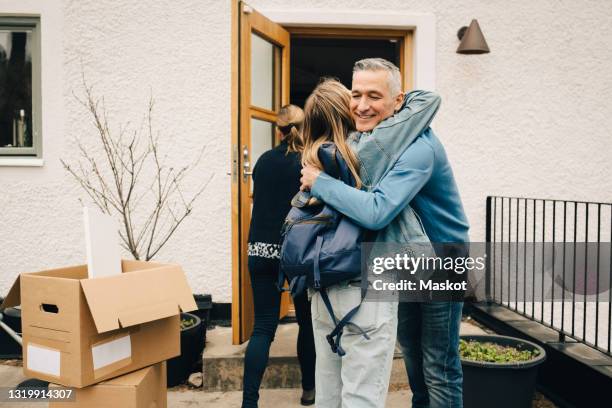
xmin=0 ymin=16 xmax=42 ymax=158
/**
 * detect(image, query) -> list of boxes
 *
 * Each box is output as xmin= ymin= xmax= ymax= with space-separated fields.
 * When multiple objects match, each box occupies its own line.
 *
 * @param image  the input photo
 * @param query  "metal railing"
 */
xmin=485 ymin=196 xmax=612 ymax=356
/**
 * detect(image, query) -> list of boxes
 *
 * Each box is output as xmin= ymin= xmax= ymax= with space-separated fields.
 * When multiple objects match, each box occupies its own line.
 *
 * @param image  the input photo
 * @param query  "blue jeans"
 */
xmin=242 ymin=257 xmax=315 ymax=408
xmin=397 ymin=302 xmax=463 ymax=408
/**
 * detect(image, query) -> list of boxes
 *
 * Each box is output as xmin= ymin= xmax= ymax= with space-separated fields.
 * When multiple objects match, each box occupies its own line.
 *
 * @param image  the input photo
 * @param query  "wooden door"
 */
xmin=233 ymin=1 xmax=291 ymax=344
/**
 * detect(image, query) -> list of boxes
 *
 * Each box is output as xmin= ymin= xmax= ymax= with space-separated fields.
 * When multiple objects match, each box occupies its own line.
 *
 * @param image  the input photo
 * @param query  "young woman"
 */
xmin=299 ymin=79 xmax=391 ymax=408
xmin=242 ymin=105 xmax=316 ymax=407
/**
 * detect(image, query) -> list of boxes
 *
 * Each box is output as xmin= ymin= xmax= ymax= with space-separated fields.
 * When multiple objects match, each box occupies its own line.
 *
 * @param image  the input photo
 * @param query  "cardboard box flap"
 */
xmin=122 ymin=259 xmax=164 ymax=273
xmin=33 ymin=264 xmax=88 ymax=279
xmin=2 ymin=265 xmax=88 ymax=311
xmin=0 ymin=276 xmax=20 ymax=310
xmin=81 ymin=263 xmax=197 ymax=333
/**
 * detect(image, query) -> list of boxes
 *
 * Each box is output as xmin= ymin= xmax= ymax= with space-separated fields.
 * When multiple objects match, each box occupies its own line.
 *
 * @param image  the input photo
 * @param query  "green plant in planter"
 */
xmin=180 ymin=316 xmax=197 ymax=330
xmin=459 ymin=339 xmax=540 ymax=363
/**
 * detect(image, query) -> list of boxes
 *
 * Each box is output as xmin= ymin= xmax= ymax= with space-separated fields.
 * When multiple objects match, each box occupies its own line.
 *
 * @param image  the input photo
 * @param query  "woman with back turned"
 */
xmin=242 ymin=105 xmax=316 ymax=407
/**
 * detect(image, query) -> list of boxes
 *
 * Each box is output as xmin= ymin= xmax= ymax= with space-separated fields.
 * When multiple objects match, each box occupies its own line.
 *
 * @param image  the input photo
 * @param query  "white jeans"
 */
xmin=311 ymin=284 xmax=398 ymax=408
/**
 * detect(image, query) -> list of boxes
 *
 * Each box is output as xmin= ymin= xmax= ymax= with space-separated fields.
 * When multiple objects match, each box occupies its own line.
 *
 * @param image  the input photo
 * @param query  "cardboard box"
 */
xmin=49 ymin=362 xmax=167 ymax=408
xmin=0 ymin=260 xmax=196 ymax=388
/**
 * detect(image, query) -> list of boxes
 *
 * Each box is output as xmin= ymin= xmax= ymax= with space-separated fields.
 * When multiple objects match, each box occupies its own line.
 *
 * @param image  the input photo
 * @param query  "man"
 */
xmin=301 ymin=58 xmax=469 ymax=408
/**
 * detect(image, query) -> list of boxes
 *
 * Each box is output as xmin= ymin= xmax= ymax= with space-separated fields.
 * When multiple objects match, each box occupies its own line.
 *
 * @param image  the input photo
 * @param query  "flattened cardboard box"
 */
xmin=0 ymin=260 xmax=196 ymax=388
xmin=49 ymin=362 xmax=167 ymax=408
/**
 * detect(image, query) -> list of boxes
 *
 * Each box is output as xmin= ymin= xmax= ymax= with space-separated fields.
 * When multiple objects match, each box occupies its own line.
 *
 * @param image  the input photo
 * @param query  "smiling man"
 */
xmin=351 ymin=67 xmax=404 ymax=131
xmin=301 ymin=58 xmax=470 ymax=408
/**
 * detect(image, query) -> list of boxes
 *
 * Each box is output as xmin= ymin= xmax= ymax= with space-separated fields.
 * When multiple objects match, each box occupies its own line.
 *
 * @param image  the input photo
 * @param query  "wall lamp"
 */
xmin=457 ymin=19 xmax=490 ymax=54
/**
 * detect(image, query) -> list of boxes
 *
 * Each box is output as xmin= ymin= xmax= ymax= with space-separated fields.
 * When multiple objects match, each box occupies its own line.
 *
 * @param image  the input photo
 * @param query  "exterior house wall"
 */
xmin=0 ymin=0 xmax=233 ymax=300
xmin=1 ymin=0 xmax=611 ymax=302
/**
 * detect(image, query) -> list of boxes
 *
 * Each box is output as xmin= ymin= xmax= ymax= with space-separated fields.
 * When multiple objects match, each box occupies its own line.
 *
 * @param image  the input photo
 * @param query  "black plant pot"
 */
xmin=461 ymin=335 xmax=546 ymax=408
xmin=167 ymin=312 xmax=205 ymax=387
xmin=0 ymin=306 xmax=22 ymax=359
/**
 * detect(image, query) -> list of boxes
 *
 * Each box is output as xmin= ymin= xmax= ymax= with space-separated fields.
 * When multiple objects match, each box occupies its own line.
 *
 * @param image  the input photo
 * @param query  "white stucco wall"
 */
xmin=1 ymin=0 xmax=611 ymax=302
xmin=0 ymin=0 xmax=233 ymax=300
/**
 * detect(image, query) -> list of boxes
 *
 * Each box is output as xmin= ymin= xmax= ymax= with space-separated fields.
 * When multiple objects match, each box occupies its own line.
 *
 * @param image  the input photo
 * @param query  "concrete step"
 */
xmin=202 ymin=321 xmax=486 ymax=392
xmin=203 ymin=350 xmax=409 ymax=392
xmin=202 ymin=323 xmax=332 ymax=391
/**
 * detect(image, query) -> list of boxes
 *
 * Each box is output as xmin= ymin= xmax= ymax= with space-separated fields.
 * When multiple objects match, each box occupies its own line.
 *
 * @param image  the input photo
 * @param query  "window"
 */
xmin=0 ymin=16 xmax=41 ymax=157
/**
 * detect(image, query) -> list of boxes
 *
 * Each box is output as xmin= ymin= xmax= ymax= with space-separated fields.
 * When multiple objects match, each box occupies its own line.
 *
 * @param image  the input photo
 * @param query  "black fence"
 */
xmin=485 ymin=196 xmax=612 ymax=356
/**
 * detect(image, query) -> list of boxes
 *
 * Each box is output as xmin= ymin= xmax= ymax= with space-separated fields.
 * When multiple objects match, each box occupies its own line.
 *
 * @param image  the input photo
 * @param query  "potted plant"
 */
xmin=62 ymin=78 xmax=211 ymax=386
xmin=166 ymin=312 xmax=206 ymax=387
xmin=460 ymin=335 xmax=546 ymax=408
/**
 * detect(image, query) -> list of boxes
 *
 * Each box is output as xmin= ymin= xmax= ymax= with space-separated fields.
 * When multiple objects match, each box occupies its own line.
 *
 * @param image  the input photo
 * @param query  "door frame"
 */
xmin=259 ymin=8 xmax=436 ymax=90
xmin=230 ymin=3 xmax=436 ymax=345
xmin=231 ymin=0 xmax=240 ymax=345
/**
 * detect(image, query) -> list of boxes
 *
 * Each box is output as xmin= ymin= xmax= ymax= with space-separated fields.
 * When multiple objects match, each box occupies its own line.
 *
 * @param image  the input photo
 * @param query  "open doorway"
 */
xmin=290 ymin=37 xmax=401 ymax=107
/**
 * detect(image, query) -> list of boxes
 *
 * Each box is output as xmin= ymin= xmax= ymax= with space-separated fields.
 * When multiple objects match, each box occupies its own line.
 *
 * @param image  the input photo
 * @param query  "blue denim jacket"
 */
xmin=312 ymin=90 xmax=440 ymax=249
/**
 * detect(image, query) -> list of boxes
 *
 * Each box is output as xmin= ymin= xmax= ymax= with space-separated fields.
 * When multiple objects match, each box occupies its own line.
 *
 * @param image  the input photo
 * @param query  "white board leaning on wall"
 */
xmin=83 ymin=207 xmax=122 ymax=279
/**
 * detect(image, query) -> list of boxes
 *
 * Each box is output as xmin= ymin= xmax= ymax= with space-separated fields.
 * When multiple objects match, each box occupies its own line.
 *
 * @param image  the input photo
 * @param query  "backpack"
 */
xmin=279 ymin=143 xmax=370 ymax=356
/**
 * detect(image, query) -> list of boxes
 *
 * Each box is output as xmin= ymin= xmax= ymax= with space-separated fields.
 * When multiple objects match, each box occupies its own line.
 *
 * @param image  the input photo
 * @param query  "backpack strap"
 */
xmin=313 ymin=232 xmax=371 ymax=356
xmin=334 ymin=148 xmax=356 ymax=186
xmin=313 ymin=235 xmax=324 ymax=289
xmin=319 ymin=286 xmax=371 ymax=357
xmin=318 ymin=143 xmax=356 ymax=187
xmin=318 ymin=288 xmax=345 ymax=356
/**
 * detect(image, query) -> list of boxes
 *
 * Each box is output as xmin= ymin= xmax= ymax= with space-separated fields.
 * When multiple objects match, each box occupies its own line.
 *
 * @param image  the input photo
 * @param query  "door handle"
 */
xmin=243 ymin=161 xmax=253 ymax=177
xmin=242 ymin=145 xmax=253 ymax=181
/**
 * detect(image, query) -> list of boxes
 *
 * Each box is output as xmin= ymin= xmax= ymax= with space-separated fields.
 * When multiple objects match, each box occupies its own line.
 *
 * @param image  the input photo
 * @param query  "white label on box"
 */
xmin=27 ymin=343 xmax=60 ymax=377
xmin=92 ymin=334 xmax=131 ymax=370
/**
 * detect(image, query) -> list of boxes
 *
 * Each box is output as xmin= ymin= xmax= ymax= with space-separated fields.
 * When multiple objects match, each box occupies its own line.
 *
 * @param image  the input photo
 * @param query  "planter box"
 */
xmin=461 ymin=335 xmax=546 ymax=408
xmin=167 ymin=312 xmax=205 ymax=387
xmin=0 ymin=260 xmax=197 ymax=388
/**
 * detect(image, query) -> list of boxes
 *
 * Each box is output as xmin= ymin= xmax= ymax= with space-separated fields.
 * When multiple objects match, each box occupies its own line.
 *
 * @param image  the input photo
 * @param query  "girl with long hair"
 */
xmin=299 ymin=78 xmax=398 ymax=408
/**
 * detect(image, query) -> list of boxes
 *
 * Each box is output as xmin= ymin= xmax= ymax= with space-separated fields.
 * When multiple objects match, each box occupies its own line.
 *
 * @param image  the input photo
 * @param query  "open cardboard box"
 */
xmin=49 ymin=361 xmax=167 ymax=408
xmin=0 ymin=260 xmax=197 ymax=388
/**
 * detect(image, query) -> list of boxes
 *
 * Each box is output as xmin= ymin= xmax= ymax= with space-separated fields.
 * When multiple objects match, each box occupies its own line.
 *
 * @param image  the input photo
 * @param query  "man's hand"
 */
xmin=300 ymin=166 xmax=321 ymax=191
